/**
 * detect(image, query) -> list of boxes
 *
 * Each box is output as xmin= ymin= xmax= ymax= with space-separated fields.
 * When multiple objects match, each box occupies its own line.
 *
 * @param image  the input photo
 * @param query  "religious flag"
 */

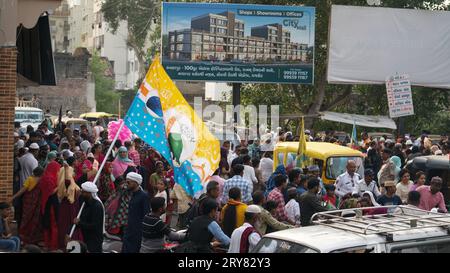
xmin=124 ymin=57 xmax=220 ymax=196
xmin=296 ymin=117 xmax=307 ymax=167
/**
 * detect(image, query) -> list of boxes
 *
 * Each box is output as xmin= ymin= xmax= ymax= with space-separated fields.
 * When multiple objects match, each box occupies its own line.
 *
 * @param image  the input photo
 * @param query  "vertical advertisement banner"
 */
xmin=385 ymin=74 xmax=414 ymax=118
xmin=162 ymin=2 xmax=315 ymax=84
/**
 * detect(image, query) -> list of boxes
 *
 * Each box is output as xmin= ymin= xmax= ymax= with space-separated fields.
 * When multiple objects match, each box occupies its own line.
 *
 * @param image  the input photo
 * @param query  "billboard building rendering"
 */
xmin=162 ymin=3 xmax=315 ymax=84
xmin=168 ymin=11 xmax=310 ymax=63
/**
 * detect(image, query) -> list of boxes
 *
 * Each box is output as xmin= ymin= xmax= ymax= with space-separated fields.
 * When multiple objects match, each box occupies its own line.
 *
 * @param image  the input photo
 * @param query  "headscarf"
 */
xmin=98 ymin=161 xmax=115 ymax=202
xmin=47 ymin=151 xmax=57 ymax=161
xmin=57 ymin=165 xmax=80 ymax=204
xmin=265 ymin=164 xmax=287 ymax=195
xmin=80 ymin=140 xmax=91 ymax=154
xmin=390 ymin=156 xmax=401 ymax=169
xmin=43 ymin=151 xmax=57 ymax=168
xmin=103 ymin=161 xmax=113 ymax=175
xmin=112 ymin=147 xmax=133 ymax=178
xmin=362 ymin=191 xmax=380 ymax=207
xmin=39 ymin=161 xmax=61 ymax=214
xmin=83 ymin=159 xmax=93 ymax=171
xmin=117 ymin=146 xmax=133 ymax=163
xmin=390 ymin=156 xmax=401 ymax=182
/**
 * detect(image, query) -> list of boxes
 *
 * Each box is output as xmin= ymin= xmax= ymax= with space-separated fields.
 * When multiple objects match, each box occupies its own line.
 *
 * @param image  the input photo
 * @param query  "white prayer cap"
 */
xmin=246 ymin=205 xmax=262 ymax=214
xmin=29 ymin=143 xmax=40 ymax=150
xmin=14 ymin=132 xmax=19 ymax=137
xmin=126 ymin=172 xmax=142 ymax=185
xmin=81 ymin=181 xmax=98 ymax=193
xmin=62 ymin=149 xmax=74 ymax=158
xmin=16 ymin=140 xmax=25 ymax=149
xmin=87 ymin=152 xmax=94 ymax=158
xmin=80 ymin=140 xmax=91 ymax=153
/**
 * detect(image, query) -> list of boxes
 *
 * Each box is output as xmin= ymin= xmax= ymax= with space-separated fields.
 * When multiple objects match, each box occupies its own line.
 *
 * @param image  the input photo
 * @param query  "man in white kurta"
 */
xmin=228 ymin=205 xmax=262 ymax=253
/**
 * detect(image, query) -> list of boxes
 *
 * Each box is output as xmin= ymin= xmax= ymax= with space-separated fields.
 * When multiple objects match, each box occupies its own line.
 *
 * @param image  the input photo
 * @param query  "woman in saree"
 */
xmin=39 ymin=160 xmax=61 ymax=251
xmin=112 ymin=146 xmax=134 ymax=179
xmin=104 ymin=176 xmax=131 ymax=236
xmin=98 ymin=161 xmax=116 ymax=203
xmin=9 ymin=167 xmax=45 ymax=245
xmin=56 ymin=156 xmax=83 ymax=250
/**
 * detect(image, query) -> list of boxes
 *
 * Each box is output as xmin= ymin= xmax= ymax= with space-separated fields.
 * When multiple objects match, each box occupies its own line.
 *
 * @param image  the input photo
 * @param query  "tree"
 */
xmin=102 ymin=0 xmax=161 ymax=79
xmin=90 ymin=53 xmax=121 ymax=114
xmin=236 ymin=0 xmax=448 ymax=134
xmin=102 ymin=0 xmax=449 ymax=134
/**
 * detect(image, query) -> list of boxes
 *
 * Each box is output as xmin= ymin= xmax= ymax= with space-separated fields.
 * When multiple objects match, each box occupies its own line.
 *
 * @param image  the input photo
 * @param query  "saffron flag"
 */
xmin=296 ymin=117 xmax=307 ymax=167
xmin=124 ymin=57 xmax=220 ymax=196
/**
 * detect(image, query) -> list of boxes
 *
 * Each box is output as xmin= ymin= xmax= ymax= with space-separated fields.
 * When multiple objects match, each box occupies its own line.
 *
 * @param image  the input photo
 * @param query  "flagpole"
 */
xmin=68 ymin=119 xmax=126 ymax=238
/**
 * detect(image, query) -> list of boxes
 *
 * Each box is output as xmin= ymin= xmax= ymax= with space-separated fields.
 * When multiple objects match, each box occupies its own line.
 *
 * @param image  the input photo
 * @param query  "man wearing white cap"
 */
xmin=228 ymin=205 xmax=262 ymax=253
xmin=122 ymin=172 xmax=150 ymax=253
xmin=73 ymin=182 xmax=104 ymax=253
xmin=17 ymin=143 xmax=39 ymax=188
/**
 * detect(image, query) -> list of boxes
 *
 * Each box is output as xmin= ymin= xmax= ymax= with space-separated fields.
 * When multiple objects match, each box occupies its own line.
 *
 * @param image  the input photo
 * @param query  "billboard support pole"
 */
xmin=232 ymin=83 xmax=241 ymax=142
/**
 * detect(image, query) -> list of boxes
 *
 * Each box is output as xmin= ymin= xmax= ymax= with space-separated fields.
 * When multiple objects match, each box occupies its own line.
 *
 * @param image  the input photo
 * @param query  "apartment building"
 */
xmin=66 ymin=0 xmax=140 ymax=90
xmin=92 ymin=0 xmax=140 ymax=90
xmin=49 ymin=0 xmax=70 ymax=52
xmin=67 ymin=0 xmax=94 ymax=53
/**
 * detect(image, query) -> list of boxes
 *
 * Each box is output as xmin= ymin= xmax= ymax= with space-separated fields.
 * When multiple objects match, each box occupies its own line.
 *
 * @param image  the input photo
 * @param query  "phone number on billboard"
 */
xmin=283 ymin=70 xmax=309 ymax=80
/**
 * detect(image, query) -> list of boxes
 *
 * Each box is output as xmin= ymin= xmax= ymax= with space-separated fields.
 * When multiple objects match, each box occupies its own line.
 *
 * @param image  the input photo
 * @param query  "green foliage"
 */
xmin=101 ymin=0 xmax=449 ymax=134
xmin=102 ymin=0 xmax=161 ymax=79
xmin=90 ymin=53 xmax=121 ymax=114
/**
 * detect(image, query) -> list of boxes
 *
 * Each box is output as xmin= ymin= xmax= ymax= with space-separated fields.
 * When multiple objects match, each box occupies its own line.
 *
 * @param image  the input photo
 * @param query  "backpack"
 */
xmin=185 ymin=193 xmax=208 ymax=227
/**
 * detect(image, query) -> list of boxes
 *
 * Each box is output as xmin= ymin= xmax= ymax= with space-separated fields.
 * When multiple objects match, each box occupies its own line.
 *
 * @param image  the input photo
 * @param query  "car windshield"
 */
xmin=326 ymin=156 xmax=364 ymax=179
xmin=15 ymin=111 xmax=43 ymax=121
xmin=252 ymin=238 xmax=319 ymax=253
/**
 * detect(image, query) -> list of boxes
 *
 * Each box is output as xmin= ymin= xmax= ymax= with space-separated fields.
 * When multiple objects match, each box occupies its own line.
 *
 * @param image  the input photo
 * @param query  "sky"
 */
xmin=162 ymin=2 xmax=315 ymax=47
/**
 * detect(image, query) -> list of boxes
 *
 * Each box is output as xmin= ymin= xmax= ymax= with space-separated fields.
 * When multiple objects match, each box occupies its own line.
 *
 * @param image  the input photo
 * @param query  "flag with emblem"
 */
xmin=124 ymin=57 xmax=220 ymax=196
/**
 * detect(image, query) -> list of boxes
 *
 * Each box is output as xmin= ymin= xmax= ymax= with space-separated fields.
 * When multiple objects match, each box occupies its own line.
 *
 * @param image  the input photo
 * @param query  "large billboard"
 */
xmin=162 ymin=2 xmax=315 ymax=84
xmin=328 ymin=5 xmax=450 ymax=89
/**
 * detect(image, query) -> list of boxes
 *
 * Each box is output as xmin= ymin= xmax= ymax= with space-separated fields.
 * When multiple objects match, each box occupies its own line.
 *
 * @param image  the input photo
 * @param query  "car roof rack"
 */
xmin=311 ymin=206 xmax=450 ymax=236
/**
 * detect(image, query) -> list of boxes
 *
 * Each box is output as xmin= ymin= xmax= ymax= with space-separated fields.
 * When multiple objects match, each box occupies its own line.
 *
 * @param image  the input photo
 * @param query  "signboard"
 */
xmin=385 ymin=74 xmax=414 ymax=118
xmin=328 ymin=5 xmax=450 ymax=89
xmin=162 ymin=2 xmax=315 ymax=84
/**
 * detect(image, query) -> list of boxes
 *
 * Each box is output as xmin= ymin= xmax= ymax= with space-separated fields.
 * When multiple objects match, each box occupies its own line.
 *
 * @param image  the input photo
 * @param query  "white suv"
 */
xmin=253 ymin=206 xmax=450 ymax=253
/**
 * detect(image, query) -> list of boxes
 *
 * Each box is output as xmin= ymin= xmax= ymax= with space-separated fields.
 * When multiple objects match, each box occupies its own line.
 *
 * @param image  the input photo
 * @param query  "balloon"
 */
xmin=108 ymin=119 xmax=132 ymax=144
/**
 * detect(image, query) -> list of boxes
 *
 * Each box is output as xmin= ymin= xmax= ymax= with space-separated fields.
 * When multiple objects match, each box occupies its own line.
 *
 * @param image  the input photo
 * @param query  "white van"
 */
xmin=15 ymin=107 xmax=44 ymax=130
xmin=253 ymin=206 xmax=450 ymax=253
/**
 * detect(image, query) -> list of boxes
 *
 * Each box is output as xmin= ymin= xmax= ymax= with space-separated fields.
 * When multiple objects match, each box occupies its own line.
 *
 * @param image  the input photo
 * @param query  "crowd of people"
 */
xmin=0 ymin=122 xmax=448 ymax=253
